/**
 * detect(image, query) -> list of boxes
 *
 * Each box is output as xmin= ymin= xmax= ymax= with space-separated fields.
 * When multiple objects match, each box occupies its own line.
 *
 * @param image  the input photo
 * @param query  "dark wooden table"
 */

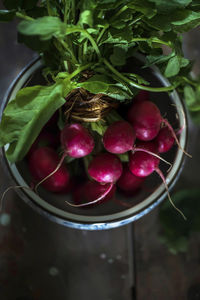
xmin=1 ymin=11 xmax=200 ymax=300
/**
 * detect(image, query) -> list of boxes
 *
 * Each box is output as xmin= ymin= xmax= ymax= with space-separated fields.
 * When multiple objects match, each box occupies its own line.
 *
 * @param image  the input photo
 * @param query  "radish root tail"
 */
xmin=0 ymin=185 xmax=33 ymax=212
xmin=132 ymin=147 xmax=172 ymax=169
xmin=155 ymin=168 xmax=186 ymax=220
xmin=163 ymin=118 xmax=192 ymax=158
xmin=171 ymin=103 xmax=186 ymax=136
xmin=65 ymin=183 xmax=113 ymax=207
xmin=35 ymin=152 xmax=67 ymax=193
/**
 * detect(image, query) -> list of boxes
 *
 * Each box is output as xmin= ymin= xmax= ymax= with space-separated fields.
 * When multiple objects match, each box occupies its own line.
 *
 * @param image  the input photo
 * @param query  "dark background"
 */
xmin=1 ymin=3 xmax=200 ymax=299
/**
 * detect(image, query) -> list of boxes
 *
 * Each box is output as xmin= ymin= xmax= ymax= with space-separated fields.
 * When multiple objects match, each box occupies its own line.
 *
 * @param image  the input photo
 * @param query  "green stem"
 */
xmin=97 ymin=24 xmax=109 ymax=44
xmin=59 ymin=39 xmax=78 ymax=65
xmin=131 ymin=37 xmax=172 ymax=48
xmin=182 ymin=76 xmax=198 ymax=87
xmin=130 ymin=14 xmax=143 ymax=25
xmin=63 ymin=60 xmax=72 ymax=73
xmin=16 ymin=12 xmax=34 ymax=21
xmin=83 ymin=41 xmax=88 ymax=57
xmin=65 ymin=28 xmax=101 ymax=58
xmin=83 ymin=30 xmax=101 ymax=58
xmin=110 ymin=5 xmax=128 ymax=21
xmin=46 ymin=0 xmax=53 ymax=16
xmin=64 ymin=0 xmax=69 ymax=23
xmin=78 ymin=44 xmax=83 ymax=64
xmin=68 ymin=63 xmax=93 ymax=80
xmin=103 ymin=58 xmax=176 ymax=92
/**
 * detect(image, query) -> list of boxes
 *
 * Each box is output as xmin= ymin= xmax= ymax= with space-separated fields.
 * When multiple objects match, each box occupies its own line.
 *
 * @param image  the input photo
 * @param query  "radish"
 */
xmin=127 ymin=100 xmax=161 ymax=141
xmin=88 ymin=153 xmax=123 ymax=184
xmin=127 ymin=100 xmax=190 ymax=157
xmin=134 ymin=90 xmax=149 ymax=102
xmin=61 ymin=123 xmax=94 ymax=158
xmin=129 ymin=141 xmax=159 ymax=177
xmin=65 ymin=153 xmax=121 ymax=207
xmin=103 ymin=120 xmax=136 ymax=154
xmin=29 ymin=147 xmax=70 ymax=193
xmin=117 ymin=164 xmax=145 ymax=194
xmin=103 ymin=120 xmax=171 ymax=167
xmin=129 ymin=141 xmax=186 ymax=219
xmin=34 ymin=123 xmax=94 ymax=190
xmin=66 ymin=153 xmax=122 ymax=207
xmin=155 ymin=126 xmax=175 ymax=153
xmin=72 ymin=181 xmax=116 ymax=207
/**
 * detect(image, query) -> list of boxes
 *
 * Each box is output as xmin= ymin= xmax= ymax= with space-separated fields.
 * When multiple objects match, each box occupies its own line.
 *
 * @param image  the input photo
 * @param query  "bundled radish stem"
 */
xmin=1 ymin=0 xmax=199 ymax=216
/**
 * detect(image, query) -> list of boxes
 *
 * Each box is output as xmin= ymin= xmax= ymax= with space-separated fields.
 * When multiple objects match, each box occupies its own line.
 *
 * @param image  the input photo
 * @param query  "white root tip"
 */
xmin=35 ymin=152 xmax=67 ymax=193
xmin=0 ymin=185 xmax=33 ymax=212
xmin=163 ymin=118 xmax=192 ymax=159
xmin=155 ymin=168 xmax=187 ymax=221
xmin=132 ymin=147 xmax=172 ymax=167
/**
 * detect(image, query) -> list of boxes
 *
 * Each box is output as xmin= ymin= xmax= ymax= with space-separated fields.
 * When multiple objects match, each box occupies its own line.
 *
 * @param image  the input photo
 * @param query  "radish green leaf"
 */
xmin=0 ymin=82 xmax=69 ymax=162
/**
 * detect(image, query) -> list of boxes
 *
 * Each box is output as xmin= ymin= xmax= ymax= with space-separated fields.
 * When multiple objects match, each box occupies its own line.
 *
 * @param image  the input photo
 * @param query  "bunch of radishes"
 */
xmin=27 ymin=91 xmax=183 ymax=210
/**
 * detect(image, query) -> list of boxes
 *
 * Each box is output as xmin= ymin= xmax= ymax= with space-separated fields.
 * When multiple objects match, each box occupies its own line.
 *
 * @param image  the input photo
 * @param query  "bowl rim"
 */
xmin=0 ymin=57 xmax=188 ymax=230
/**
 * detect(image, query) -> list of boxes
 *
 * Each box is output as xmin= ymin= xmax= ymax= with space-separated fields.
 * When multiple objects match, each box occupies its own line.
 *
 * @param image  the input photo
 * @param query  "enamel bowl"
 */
xmin=0 ymin=57 xmax=188 ymax=230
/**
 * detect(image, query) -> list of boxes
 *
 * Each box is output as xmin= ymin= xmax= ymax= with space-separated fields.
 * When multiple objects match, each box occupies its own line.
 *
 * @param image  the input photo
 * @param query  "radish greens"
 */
xmin=1 ymin=0 xmax=200 ymax=162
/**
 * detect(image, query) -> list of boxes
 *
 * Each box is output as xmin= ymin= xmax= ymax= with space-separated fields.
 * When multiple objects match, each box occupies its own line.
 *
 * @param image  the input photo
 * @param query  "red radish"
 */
xmin=155 ymin=126 xmax=175 ymax=153
xmin=134 ymin=90 xmax=149 ymax=102
xmin=29 ymin=147 xmax=70 ymax=193
xmin=129 ymin=141 xmax=186 ymax=219
xmin=61 ymin=123 xmax=94 ymax=158
xmin=34 ymin=123 xmax=94 ymax=191
xmin=127 ymin=100 xmax=161 ymax=141
xmin=103 ymin=120 xmax=136 ymax=154
xmin=129 ymin=141 xmax=159 ymax=177
xmin=102 ymin=120 xmax=171 ymax=167
xmin=65 ymin=153 xmax=123 ymax=207
xmin=73 ymin=181 xmax=116 ymax=207
xmin=127 ymin=100 xmax=190 ymax=157
xmin=117 ymin=164 xmax=145 ymax=193
xmin=65 ymin=153 xmax=121 ymax=208
xmin=88 ymin=153 xmax=123 ymax=184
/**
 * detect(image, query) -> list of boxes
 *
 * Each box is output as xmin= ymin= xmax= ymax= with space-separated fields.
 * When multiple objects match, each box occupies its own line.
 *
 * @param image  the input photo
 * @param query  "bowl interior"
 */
xmin=4 ymin=58 xmax=187 ymax=227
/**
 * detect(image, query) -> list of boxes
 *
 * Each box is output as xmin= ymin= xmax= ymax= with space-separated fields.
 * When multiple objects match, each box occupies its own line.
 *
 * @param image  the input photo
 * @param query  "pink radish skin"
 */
xmin=102 ymin=120 xmax=170 ymax=167
xmin=127 ymin=100 xmax=161 ymax=141
xmin=34 ymin=123 xmax=94 ymax=193
xmin=117 ymin=164 xmax=145 ymax=193
xmin=103 ymin=121 xmax=136 ymax=154
xmin=29 ymin=147 xmax=70 ymax=193
xmin=129 ymin=141 xmax=186 ymax=219
xmin=61 ymin=123 xmax=94 ymax=158
xmin=73 ymin=181 xmax=116 ymax=207
xmin=129 ymin=141 xmax=159 ymax=177
xmin=88 ymin=153 xmax=123 ymax=184
xmin=66 ymin=153 xmax=122 ymax=208
xmin=127 ymin=100 xmax=186 ymax=157
xmin=134 ymin=90 xmax=149 ymax=102
xmin=155 ymin=126 xmax=175 ymax=153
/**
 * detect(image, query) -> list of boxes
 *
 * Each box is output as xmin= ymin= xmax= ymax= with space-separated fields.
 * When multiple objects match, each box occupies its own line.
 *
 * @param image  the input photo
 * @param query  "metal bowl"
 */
xmin=0 ymin=57 xmax=188 ymax=230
